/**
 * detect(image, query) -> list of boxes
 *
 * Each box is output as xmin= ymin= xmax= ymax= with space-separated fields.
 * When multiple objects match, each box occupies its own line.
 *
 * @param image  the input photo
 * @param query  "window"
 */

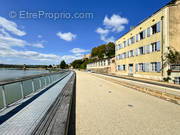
xmin=118 ymin=65 xmax=121 ymax=71
xmin=130 ymin=36 xmax=135 ymax=44
xmin=123 ymin=41 xmax=127 ymax=48
xmin=151 ymin=22 xmax=160 ymax=35
xmin=139 ymin=30 xmax=145 ymax=40
xmin=139 ymin=46 xmax=145 ymax=55
xmin=104 ymin=60 xmax=106 ymax=66
xmin=108 ymin=59 xmax=111 ymax=65
xmin=151 ymin=41 xmax=160 ymax=52
xmin=174 ymin=77 xmax=180 ymax=84
xmin=123 ymin=65 xmax=126 ymax=71
xmin=130 ymin=50 xmax=134 ymax=57
xmin=139 ymin=63 xmax=145 ymax=72
xmin=151 ymin=62 xmax=161 ymax=72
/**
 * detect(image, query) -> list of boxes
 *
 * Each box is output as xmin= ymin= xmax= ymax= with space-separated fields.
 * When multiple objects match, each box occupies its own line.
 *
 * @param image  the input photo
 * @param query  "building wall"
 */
xmin=169 ymin=1 xmax=180 ymax=51
xmin=87 ymin=58 xmax=114 ymax=73
xmin=115 ymin=7 xmax=167 ymax=80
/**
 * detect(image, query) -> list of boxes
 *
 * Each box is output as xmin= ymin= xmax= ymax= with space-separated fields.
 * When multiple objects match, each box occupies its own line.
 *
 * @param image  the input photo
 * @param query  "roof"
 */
xmin=116 ymin=0 xmax=177 ymax=43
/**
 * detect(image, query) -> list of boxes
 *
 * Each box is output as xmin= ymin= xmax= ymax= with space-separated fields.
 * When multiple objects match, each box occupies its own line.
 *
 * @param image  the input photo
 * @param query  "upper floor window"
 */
xmin=130 ymin=36 xmax=135 ymax=44
xmin=139 ymin=46 xmax=145 ymax=55
xmin=151 ymin=41 xmax=160 ymax=52
xmin=139 ymin=30 xmax=145 ymax=40
xmin=139 ymin=63 xmax=145 ymax=72
xmin=151 ymin=21 xmax=160 ymax=35
xmin=123 ymin=41 xmax=127 ymax=48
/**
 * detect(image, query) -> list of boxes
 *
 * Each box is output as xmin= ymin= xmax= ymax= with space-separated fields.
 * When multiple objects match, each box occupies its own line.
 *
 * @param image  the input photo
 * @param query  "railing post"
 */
xmin=32 ymin=79 xmax=35 ymax=92
xmin=45 ymin=77 xmax=47 ymax=87
xmin=20 ymin=82 xmax=24 ymax=99
xmin=2 ymin=85 xmax=7 ymax=108
xmin=48 ymin=76 xmax=51 ymax=84
xmin=39 ymin=78 xmax=42 ymax=89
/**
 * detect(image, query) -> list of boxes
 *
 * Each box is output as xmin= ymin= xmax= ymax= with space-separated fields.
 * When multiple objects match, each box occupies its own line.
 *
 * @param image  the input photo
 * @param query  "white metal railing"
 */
xmin=0 ymin=71 xmax=69 ymax=110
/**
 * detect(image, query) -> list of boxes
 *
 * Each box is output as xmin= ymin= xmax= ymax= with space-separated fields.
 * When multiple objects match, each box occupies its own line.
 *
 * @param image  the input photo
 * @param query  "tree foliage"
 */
xmin=60 ymin=60 xmax=68 ymax=69
xmin=91 ymin=42 xmax=115 ymax=59
xmin=164 ymin=47 xmax=180 ymax=66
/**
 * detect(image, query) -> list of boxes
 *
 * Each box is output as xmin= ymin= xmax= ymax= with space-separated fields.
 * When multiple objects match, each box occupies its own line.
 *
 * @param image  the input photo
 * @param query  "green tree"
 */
xmin=60 ymin=60 xmax=68 ymax=69
xmin=105 ymin=42 xmax=115 ymax=58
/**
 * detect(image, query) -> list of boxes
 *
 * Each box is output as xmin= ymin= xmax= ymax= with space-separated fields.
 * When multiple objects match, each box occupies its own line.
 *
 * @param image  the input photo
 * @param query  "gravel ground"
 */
xmin=75 ymin=71 xmax=180 ymax=135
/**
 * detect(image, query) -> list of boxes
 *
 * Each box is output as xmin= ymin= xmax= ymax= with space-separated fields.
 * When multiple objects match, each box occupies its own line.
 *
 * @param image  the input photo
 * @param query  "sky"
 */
xmin=0 ymin=0 xmax=171 ymax=65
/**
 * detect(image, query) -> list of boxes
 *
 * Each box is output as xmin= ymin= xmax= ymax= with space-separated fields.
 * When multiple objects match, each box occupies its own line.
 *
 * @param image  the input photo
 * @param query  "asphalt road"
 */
xmin=75 ymin=71 xmax=180 ymax=135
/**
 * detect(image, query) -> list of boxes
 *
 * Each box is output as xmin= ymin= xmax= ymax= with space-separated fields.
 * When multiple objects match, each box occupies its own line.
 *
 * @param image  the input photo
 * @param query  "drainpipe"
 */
xmin=161 ymin=16 xmax=164 ymax=78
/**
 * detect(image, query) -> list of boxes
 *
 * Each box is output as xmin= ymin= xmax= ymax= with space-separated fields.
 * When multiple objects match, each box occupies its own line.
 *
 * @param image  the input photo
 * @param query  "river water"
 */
xmin=0 ymin=68 xmax=50 ymax=81
xmin=0 ymin=68 xmax=60 ymax=110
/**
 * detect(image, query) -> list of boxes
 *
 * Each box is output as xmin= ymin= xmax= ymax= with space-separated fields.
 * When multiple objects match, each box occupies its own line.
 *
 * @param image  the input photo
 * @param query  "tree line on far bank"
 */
xmin=71 ymin=42 xmax=115 ymax=69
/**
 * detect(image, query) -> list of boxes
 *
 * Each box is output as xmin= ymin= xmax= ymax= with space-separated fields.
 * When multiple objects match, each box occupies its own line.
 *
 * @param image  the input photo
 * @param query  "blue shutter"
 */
xmin=136 ymin=34 xmax=139 ymax=42
xmin=157 ymin=22 xmax=160 ymax=32
xmin=143 ymin=30 xmax=145 ymax=39
xmin=136 ymin=64 xmax=138 ymax=72
xmin=157 ymin=41 xmax=160 ymax=51
xmin=157 ymin=62 xmax=161 ymax=72
xmin=143 ymin=46 xmax=145 ymax=54
xmin=147 ymin=27 xmax=150 ymax=37
xmin=136 ymin=48 xmax=138 ymax=56
xmin=143 ymin=63 xmax=146 ymax=72
xmin=147 ymin=44 xmax=150 ymax=53
xmin=147 ymin=63 xmax=150 ymax=72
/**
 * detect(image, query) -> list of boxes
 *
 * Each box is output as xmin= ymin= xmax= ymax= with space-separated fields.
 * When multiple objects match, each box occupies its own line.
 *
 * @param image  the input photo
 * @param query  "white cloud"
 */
xmin=103 ymin=14 xmax=128 ymax=32
xmin=70 ymin=48 xmax=89 ymax=54
xmin=0 ymin=16 xmax=26 ymax=36
xmin=96 ymin=14 xmax=128 ymax=43
xmin=32 ymin=43 xmax=44 ymax=48
xmin=96 ymin=27 xmax=109 ymax=35
xmin=38 ymin=35 xmax=42 ymax=38
xmin=0 ymin=45 xmax=59 ymax=62
xmin=60 ymin=55 xmax=82 ymax=64
xmin=96 ymin=27 xmax=115 ymax=43
xmin=57 ymin=32 xmax=76 ymax=42
xmin=100 ymin=35 xmax=115 ymax=43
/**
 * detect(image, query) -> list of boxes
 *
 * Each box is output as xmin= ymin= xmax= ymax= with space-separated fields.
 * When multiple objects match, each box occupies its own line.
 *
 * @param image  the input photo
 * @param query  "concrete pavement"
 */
xmin=76 ymin=71 xmax=180 ymax=135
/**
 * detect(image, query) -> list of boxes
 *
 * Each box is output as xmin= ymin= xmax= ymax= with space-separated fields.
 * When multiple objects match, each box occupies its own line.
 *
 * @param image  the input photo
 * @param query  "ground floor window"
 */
xmin=174 ymin=77 xmax=180 ymax=84
xmin=151 ymin=62 xmax=157 ymax=72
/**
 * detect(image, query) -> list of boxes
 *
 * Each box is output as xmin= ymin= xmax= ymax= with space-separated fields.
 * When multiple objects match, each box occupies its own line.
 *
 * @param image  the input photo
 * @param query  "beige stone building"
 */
xmin=115 ymin=0 xmax=180 ymax=83
xmin=86 ymin=57 xmax=115 ymax=74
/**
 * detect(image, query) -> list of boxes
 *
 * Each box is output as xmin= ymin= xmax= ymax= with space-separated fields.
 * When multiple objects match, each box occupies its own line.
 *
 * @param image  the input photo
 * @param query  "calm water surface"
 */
xmin=0 ymin=68 xmax=50 ymax=81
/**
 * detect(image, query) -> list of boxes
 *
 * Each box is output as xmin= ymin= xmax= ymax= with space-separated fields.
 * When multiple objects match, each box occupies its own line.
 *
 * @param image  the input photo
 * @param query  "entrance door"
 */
xmin=129 ymin=64 xmax=133 ymax=76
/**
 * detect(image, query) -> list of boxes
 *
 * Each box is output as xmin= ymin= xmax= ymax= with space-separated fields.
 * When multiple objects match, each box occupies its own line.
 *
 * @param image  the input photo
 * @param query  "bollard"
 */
xmin=2 ymin=85 xmax=7 ymax=108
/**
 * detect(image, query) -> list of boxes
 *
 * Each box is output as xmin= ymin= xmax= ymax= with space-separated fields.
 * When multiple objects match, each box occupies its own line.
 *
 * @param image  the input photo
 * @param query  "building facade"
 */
xmin=115 ymin=0 xmax=180 ymax=81
xmin=87 ymin=57 xmax=115 ymax=74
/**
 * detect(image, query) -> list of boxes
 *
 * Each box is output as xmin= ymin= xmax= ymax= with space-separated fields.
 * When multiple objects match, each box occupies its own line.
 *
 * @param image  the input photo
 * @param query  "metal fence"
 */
xmin=0 ymin=71 xmax=69 ymax=110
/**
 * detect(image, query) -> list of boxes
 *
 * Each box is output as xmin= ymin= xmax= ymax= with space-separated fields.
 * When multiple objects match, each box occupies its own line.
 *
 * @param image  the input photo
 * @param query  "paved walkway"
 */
xmin=0 ymin=72 xmax=73 ymax=135
xmin=76 ymin=71 xmax=180 ymax=135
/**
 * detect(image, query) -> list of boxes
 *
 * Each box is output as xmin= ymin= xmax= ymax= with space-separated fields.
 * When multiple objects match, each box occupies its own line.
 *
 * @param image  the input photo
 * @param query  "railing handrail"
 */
xmin=0 ymin=71 xmax=66 ymax=86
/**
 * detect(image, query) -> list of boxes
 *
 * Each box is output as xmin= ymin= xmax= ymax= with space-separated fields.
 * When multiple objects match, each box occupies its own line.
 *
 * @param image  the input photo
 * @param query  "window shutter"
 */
xmin=136 ymin=48 xmax=138 ymax=56
xmin=136 ymin=64 xmax=138 ymax=72
xmin=157 ymin=41 xmax=160 ymax=51
xmin=157 ymin=62 xmax=161 ymax=72
xmin=147 ymin=27 xmax=150 ymax=37
xmin=143 ymin=46 xmax=145 ymax=54
xmin=143 ymin=63 xmax=146 ymax=72
xmin=147 ymin=63 xmax=150 ymax=72
xmin=157 ymin=22 xmax=160 ymax=32
xmin=136 ymin=34 xmax=139 ymax=42
xmin=143 ymin=30 xmax=145 ymax=38
xmin=147 ymin=44 xmax=150 ymax=53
